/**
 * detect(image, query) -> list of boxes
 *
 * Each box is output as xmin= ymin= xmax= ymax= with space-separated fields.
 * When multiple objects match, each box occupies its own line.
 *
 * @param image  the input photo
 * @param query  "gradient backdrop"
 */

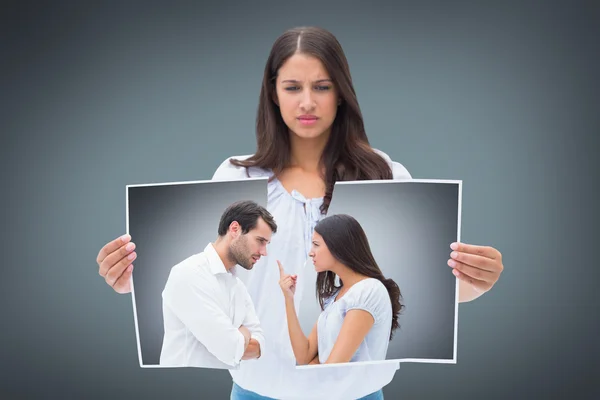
xmin=127 ymin=178 xmax=268 ymax=366
xmin=2 ymin=1 xmax=598 ymax=399
xmin=297 ymin=181 xmax=459 ymax=364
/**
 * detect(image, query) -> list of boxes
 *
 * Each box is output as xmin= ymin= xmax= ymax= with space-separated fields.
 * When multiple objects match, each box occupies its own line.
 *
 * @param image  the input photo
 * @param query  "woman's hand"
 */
xmin=96 ymin=234 xmax=137 ymax=294
xmin=277 ymin=260 xmax=297 ymax=301
xmin=448 ymin=242 xmax=504 ymax=302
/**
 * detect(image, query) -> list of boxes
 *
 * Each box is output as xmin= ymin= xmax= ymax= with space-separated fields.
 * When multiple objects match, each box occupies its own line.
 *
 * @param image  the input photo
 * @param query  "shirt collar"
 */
xmin=203 ymin=242 xmax=230 ymax=275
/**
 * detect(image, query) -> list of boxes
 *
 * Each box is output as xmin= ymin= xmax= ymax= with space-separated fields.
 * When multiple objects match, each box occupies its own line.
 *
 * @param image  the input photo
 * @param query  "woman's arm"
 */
xmin=278 ymin=260 xmax=319 ymax=365
xmin=324 ymin=309 xmax=374 ymax=364
xmin=283 ymin=300 xmax=319 ymax=365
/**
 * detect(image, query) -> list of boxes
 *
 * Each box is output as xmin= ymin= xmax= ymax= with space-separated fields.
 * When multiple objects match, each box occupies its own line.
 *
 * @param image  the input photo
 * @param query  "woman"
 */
xmin=96 ymin=26 xmax=504 ymax=400
xmin=278 ymin=214 xmax=403 ymax=366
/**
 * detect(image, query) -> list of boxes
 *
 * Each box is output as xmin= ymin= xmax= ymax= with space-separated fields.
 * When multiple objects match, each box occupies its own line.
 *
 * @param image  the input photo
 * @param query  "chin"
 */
xmin=290 ymin=126 xmax=328 ymax=139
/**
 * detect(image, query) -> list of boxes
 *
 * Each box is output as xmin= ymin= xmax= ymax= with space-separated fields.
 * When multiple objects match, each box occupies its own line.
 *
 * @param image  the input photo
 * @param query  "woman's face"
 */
xmin=309 ymin=231 xmax=337 ymax=272
xmin=274 ymin=53 xmax=340 ymax=142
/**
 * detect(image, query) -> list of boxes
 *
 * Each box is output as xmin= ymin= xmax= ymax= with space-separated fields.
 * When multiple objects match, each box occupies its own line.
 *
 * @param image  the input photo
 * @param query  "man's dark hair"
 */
xmin=217 ymin=200 xmax=277 ymax=236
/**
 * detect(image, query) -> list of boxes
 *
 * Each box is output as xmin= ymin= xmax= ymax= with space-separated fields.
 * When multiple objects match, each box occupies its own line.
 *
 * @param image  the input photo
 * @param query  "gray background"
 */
xmin=128 ymin=179 xmax=268 ymax=365
xmin=298 ymin=181 xmax=459 ymax=361
xmin=2 ymin=0 xmax=598 ymax=399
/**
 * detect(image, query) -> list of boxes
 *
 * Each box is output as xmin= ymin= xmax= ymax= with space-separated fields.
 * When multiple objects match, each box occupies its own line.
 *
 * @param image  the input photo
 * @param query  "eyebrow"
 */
xmin=257 ymin=236 xmax=270 ymax=244
xmin=281 ymin=79 xmax=332 ymax=84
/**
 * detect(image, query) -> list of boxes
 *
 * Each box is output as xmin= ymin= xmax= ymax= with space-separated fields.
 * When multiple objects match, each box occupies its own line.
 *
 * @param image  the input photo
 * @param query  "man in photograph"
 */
xmin=159 ymin=200 xmax=277 ymax=369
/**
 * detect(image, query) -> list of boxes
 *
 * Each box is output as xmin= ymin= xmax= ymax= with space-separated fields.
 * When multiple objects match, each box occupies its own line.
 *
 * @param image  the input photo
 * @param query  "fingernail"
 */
xmin=450 ymin=242 xmax=458 ymax=250
xmin=451 ymin=251 xmax=458 ymax=259
xmin=447 ymin=259 xmax=456 ymax=267
xmin=128 ymin=252 xmax=137 ymax=260
xmin=126 ymin=243 xmax=135 ymax=252
xmin=452 ymin=269 xmax=459 ymax=276
xmin=127 ymin=265 xmax=133 ymax=272
xmin=121 ymin=234 xmax=131 ymax=243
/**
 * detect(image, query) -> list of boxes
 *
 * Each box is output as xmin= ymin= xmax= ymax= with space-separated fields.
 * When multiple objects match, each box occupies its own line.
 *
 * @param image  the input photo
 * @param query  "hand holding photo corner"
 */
xmin=448 ymin=241 xmax=504 ymax=300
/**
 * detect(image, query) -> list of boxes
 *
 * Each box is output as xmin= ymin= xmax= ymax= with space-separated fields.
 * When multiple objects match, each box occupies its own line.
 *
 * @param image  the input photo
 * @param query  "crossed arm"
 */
xmin=239 ymin=285 xmax=265 ymax=360
xmin=163 ymin=272 xmax=264 ymax=367
xmin=284 ymin=297 xmax=375 ymax=365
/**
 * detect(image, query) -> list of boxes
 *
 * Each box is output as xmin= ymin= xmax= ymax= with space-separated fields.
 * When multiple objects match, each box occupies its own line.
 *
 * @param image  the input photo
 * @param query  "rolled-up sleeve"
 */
xmin=163 ymin=269 xmax=247 ymax=367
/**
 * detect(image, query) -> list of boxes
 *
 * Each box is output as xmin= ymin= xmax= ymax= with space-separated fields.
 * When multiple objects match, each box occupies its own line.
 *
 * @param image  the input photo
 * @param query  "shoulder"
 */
xmin=372 ymin=148 xmax=412 ymax=180
xmin=166 ymin=253 xmax=210 ymax=284
xmin=211 ymin=154 xmax=272 ymax=181
xmin=342 ymin=278 xmax=391 ymax=323
xmin=354 ymin=277 xmax=388 ymax=298
xmin=211 ymin=154 xmax=251 ymax=180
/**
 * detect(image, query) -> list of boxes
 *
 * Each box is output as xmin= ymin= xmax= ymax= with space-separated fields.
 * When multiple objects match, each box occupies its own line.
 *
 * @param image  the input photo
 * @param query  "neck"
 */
xmin=335 ymin=264 xmax=366 ymax=289
xmin=288 ymin=130 xmax=330 ymax=172
xmin=212 ymin=237 xmax=236 ymax=271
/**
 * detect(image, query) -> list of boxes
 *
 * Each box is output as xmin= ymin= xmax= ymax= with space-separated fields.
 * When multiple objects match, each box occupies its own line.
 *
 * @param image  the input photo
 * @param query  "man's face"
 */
xmin=229 ymin=218 xmax=272 ymax=270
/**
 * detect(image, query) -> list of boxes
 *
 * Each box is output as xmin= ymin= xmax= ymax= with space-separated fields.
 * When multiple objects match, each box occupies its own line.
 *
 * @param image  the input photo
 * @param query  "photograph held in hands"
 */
xmin=125 ymin=177 xmax=272 ymax=369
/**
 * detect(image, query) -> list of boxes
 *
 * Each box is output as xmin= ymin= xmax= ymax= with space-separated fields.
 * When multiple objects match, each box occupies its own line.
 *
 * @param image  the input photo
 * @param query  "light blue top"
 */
xmin=318 ymin=278 xmax=393 ymax=364
xmin=211 ymin=148 xmax=411 ymax=400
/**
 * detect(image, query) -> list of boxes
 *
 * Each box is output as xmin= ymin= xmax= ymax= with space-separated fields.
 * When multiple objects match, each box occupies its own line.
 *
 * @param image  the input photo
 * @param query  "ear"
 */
xmin=229 ymin=221 xmax=241 ymax=237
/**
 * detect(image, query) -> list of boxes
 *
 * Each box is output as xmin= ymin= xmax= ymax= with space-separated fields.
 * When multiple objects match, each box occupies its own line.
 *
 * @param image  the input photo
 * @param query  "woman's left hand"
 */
xmin=448 ymin=242 xmax=504 ymax=295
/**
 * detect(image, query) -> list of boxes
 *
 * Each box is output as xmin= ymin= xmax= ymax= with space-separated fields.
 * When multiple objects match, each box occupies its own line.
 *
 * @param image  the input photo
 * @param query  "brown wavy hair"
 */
xmin=314 ymin=214 xmax=404 ymax=340
xmin=229 ymin=26 xmax=393 ymax=214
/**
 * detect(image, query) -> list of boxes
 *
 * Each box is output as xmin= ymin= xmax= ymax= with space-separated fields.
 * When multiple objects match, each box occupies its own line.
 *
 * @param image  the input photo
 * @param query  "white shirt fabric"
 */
xmin=211 ymin=149 xmax=411 ymax=400
xmin=159 ymin=243 xmax=266 ymax=369
xmin=318 ymin=278 xmax=393 ymax=364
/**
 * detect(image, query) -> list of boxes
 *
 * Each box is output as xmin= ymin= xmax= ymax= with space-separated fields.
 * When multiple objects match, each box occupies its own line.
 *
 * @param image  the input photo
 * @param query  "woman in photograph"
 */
xmin=278 ymin=214 xmax=402 ymax=366
xmin=96 ymin=26 xmax=504 ymax=400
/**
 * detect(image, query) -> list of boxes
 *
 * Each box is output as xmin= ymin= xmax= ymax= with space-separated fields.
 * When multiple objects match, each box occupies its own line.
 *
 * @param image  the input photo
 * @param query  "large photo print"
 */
xmin=293 ymin=179 xmax=461 ymax=369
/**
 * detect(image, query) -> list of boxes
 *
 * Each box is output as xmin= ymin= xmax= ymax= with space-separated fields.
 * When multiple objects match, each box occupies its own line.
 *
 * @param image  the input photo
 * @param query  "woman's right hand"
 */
xmin=96 ymin=234 xmax=137 ymax=294
xmin=277 ymin=260 xmax=297 ymax=301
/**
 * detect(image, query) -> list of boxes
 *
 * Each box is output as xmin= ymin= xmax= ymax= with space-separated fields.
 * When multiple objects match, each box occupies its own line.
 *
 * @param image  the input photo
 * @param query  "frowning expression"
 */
xmin=274 ymin=53 xmax=340 ymax=141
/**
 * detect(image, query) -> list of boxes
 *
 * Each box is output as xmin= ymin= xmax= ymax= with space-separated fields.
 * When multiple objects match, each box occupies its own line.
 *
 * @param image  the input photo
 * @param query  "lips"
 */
xmin=298 ymin=115 xmax=318 ymax=125
xmin=298 ymin=115 xmax=317 ymax=120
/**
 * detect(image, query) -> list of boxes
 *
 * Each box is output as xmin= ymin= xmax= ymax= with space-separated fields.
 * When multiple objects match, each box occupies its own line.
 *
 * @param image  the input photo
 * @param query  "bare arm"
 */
xmin=324 ymin=309 xmax=374 ymax=364
xmin=278 ymin=260 xmax=319 ymax=365
xmin=284 ymin=298 xmax=319 ymax=365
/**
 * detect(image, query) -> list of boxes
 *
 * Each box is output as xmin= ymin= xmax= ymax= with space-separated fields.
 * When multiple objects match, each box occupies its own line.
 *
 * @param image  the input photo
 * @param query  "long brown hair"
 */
xmin=229 ymin=26 xmax=393 ymax=214
xmin=314 ymin=214 xmax=404 ymax=340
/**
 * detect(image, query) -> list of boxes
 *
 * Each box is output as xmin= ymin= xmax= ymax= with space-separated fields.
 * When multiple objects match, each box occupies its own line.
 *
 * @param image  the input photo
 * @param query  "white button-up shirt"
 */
xmin=159 ymin=243 xmax=265 ymax=369
xmin=211 ymin=149 xmax=411 ymax=400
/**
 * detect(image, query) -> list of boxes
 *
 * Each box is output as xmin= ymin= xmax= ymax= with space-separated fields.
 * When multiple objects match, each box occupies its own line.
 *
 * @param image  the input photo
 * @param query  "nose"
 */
xmin=260 ymin=246 xmax=268 ymax=256
xmin=299 ymin=88 xmax=315 ymax=111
